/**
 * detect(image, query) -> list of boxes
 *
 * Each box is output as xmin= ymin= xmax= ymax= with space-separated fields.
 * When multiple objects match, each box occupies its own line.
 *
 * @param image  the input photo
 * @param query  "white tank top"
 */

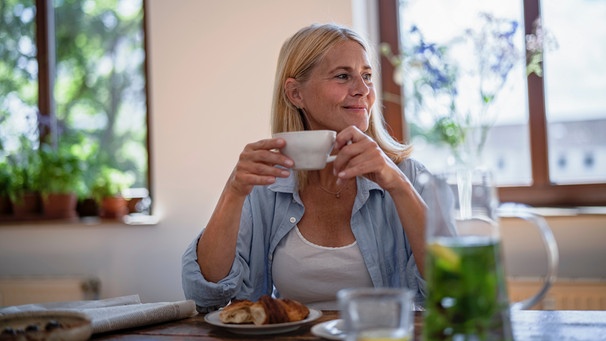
xmin=272 ymin=226 xmax=373 ymax=310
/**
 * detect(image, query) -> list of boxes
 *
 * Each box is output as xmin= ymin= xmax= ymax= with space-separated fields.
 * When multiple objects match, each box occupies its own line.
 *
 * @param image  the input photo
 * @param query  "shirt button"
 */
xmin=289 ymin=217 xmax=296 ymax=223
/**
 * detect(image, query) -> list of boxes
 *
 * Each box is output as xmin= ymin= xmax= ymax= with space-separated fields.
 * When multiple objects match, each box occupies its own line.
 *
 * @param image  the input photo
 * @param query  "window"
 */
xmin=378 ymin=0 xmax=606 ymax=207
xmin=0 ymin=0 xmax=150 ymax=219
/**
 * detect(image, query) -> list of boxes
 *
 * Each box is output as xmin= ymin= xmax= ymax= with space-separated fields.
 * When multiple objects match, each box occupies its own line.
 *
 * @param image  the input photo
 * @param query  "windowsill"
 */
xmin=0 ymin=214 xmax=159 ymax=228
xmin=527 ymin=206 xmax=606 ymax=217
xmin=1 ymin=207 xmax=604 ymax=228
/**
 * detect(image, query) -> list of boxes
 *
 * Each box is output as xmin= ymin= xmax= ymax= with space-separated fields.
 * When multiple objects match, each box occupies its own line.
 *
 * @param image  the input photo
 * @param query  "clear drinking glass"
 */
xmin=338 ymin=287 xmax=415 ymax=341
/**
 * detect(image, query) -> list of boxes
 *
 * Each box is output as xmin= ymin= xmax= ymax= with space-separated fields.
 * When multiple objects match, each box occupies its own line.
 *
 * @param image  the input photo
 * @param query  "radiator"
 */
xmin=508 ymin=278 xmax=606 ymax=310
xmin=0 ymin=276 xmax=100 ymax=307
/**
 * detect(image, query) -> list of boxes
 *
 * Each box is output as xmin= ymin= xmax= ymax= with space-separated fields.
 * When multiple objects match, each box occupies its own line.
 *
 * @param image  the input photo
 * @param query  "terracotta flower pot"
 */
xmin=12 ymin=192 xmax=42 ymax=218
xmin=100 ymin=196 xmax=128 ymax=219
xmin=42 ymin=193 xmax=78 ymax=220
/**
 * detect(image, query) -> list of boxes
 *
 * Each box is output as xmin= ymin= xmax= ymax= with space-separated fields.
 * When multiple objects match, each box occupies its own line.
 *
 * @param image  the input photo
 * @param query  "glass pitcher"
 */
xmin=421 ymin=169 xmax=559 ymax=341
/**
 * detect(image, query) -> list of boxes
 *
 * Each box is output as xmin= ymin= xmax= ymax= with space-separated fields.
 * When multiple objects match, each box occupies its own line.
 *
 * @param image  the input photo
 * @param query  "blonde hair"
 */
xmin=270 ymin=23 xmax=412 ymax=187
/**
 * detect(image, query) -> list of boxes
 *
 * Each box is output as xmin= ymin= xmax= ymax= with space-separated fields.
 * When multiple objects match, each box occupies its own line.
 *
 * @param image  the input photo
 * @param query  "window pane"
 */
xmin=542 ymin=0 xmax=606 ymax=184
xmin=53 ymin=0 xmax=148 ymax=189
xmin=0 ymin=0 xmax=39 ymax=156
xmin=396 ymin=0 xmax=531 ymax=185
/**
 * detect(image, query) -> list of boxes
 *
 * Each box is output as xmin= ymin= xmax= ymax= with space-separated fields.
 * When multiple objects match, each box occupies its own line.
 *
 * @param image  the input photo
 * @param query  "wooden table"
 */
xmin=93 ymin=309 xmax=606 ymax=340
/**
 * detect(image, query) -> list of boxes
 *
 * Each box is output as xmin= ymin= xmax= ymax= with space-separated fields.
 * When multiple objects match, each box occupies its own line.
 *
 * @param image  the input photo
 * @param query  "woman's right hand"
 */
xmin=198 ymin=137 xmax=293 ymax=283
xmin=227 ymin=137 xmax=294 ymax=197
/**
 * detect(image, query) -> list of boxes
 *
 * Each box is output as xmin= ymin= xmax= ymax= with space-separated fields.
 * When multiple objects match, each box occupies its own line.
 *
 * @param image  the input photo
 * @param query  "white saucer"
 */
xmin=311 ymin=318 xmax=346 ymax=340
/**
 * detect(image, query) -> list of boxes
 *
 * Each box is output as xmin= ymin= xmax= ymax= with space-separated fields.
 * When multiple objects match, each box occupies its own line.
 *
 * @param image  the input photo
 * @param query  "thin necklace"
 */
xmin=318 ymin=184 xmax=343 ymax=198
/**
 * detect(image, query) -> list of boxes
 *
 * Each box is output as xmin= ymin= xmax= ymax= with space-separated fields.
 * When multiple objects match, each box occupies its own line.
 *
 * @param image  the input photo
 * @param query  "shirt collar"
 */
xmin=268 ymin=170 xmax=297 ymax=194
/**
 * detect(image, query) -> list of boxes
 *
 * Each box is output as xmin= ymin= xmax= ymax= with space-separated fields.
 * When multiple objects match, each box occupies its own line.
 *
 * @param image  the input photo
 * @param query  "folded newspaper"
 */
xmin=0 ymin=295 xmax=197 ymax=334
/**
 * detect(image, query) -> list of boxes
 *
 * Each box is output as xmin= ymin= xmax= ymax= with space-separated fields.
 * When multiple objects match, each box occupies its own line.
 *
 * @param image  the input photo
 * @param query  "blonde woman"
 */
xmin=183 ymin=23 xmax=429 ymax=312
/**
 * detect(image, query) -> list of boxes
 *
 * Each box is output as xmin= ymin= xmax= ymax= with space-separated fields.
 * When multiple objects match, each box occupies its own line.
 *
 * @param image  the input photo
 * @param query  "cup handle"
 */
xmin=326 ymin=155 xmax=336 ymax=163
xmin=498 ymin=203 xmax=559 ymax=310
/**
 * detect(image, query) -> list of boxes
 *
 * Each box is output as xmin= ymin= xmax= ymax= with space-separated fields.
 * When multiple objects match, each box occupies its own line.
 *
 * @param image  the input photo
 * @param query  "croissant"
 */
xmin=219 ymin=295 xmax=310 ymax=325
xmin=218 ymin=299 xmax=254 ymax=324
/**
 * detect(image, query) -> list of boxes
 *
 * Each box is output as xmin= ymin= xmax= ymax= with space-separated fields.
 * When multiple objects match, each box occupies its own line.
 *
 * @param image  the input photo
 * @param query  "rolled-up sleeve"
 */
xmin=181 ymin=231 xmax=244 ymax=313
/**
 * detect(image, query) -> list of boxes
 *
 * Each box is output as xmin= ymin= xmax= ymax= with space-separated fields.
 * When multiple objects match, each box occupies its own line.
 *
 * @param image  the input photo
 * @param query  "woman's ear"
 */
xmin=284 ymin=78 xmax=304 ymax=108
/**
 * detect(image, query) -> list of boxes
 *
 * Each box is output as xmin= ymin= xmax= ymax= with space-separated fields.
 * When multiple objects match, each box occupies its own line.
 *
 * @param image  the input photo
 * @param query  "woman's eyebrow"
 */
xmin=328 ymin=65 xmax=373 ymax=73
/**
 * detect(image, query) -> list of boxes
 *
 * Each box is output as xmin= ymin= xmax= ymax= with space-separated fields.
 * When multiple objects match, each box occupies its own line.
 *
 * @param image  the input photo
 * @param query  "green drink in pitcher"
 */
xmin=423 ymin=236 xmax=513 ymax=341
xmin=422 ymin=169 xmax=558 ymax=340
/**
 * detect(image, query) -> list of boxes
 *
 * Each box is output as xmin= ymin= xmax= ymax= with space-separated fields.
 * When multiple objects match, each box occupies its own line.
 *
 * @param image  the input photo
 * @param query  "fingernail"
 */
xmin=285 ymin=159 xmax=294 ymax=166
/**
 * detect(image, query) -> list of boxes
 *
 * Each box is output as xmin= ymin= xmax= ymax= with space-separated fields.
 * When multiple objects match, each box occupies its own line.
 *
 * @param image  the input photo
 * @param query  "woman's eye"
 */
xmin=335 ymin=73 xmax=372 ymax=82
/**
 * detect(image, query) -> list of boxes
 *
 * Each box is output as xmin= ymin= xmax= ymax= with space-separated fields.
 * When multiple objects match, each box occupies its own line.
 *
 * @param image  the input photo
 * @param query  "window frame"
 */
xmin=34 ymin=0 xmax=153 ymax=210
xmin=378 ymin=0 xmax=606 ymax=207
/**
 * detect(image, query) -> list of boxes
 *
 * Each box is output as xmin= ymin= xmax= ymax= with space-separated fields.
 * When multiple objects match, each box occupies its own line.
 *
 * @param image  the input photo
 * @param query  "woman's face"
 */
xmin=295 ymin=40 xmax=375 ymax=132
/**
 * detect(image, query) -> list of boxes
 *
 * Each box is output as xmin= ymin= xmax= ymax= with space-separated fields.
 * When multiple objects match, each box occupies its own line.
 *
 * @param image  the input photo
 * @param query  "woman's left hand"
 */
xmin=332 ymin=126 xmax=403 ymax=191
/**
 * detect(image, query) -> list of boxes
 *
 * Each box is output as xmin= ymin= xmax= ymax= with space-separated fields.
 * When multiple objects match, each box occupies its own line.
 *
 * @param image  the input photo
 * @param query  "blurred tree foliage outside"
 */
xmin=0 ymin=0 xmax=148 ymax=191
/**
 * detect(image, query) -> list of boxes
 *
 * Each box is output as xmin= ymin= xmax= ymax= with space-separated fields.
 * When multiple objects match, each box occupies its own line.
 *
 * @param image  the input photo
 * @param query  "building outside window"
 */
xmin=378 ymin=0 xmax=606 ymax=206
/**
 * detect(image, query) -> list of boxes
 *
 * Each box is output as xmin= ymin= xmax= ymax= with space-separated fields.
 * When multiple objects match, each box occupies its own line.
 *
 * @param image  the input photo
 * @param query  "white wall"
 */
xmin=0 ymin=0 xmax=604 ymax=305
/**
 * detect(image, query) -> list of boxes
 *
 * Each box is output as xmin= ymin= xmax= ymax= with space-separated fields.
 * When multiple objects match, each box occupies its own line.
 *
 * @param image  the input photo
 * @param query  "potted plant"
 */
xmin=3 ymin=146 xmax=42 ymax=218
xmin=72 ymin=139 xmax=102 ymax=218
xmin=36 ymin=142 xmax=85 ymax=220
xmin=90 ymin=166 xmax=134 ymax=219
xmin=0 ymin=158 xmax=11 ymax=216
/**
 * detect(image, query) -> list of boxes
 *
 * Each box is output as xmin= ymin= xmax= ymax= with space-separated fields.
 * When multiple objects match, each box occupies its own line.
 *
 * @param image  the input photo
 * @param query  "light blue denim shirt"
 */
xmin=182 ymin=158 xmax=431 ymax=312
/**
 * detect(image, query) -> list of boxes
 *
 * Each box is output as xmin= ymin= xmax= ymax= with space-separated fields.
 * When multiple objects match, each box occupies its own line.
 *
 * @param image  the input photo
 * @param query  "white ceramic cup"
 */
xmin=272 ymin=130 xmax=337 ymax=170
xmin=338 ymin=287 xmax=415 ymax=341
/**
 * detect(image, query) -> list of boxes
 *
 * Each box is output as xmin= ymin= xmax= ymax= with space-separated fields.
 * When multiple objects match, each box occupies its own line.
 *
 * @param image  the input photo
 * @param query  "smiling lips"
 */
xmin=343 ymin=104 xmax=367 ymax=112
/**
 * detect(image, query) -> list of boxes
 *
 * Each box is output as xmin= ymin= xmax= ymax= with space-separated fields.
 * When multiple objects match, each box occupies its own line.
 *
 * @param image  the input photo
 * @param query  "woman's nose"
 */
xmin=351 ymin=75 xmax=371 ymax=96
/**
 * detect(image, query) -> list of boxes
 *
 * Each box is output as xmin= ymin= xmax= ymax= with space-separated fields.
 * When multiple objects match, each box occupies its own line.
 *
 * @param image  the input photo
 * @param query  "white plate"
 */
xmin=204 ymin=308 xmax=322 ymax=335
xmin=311 ymin=319 xmax=346 ymax=340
